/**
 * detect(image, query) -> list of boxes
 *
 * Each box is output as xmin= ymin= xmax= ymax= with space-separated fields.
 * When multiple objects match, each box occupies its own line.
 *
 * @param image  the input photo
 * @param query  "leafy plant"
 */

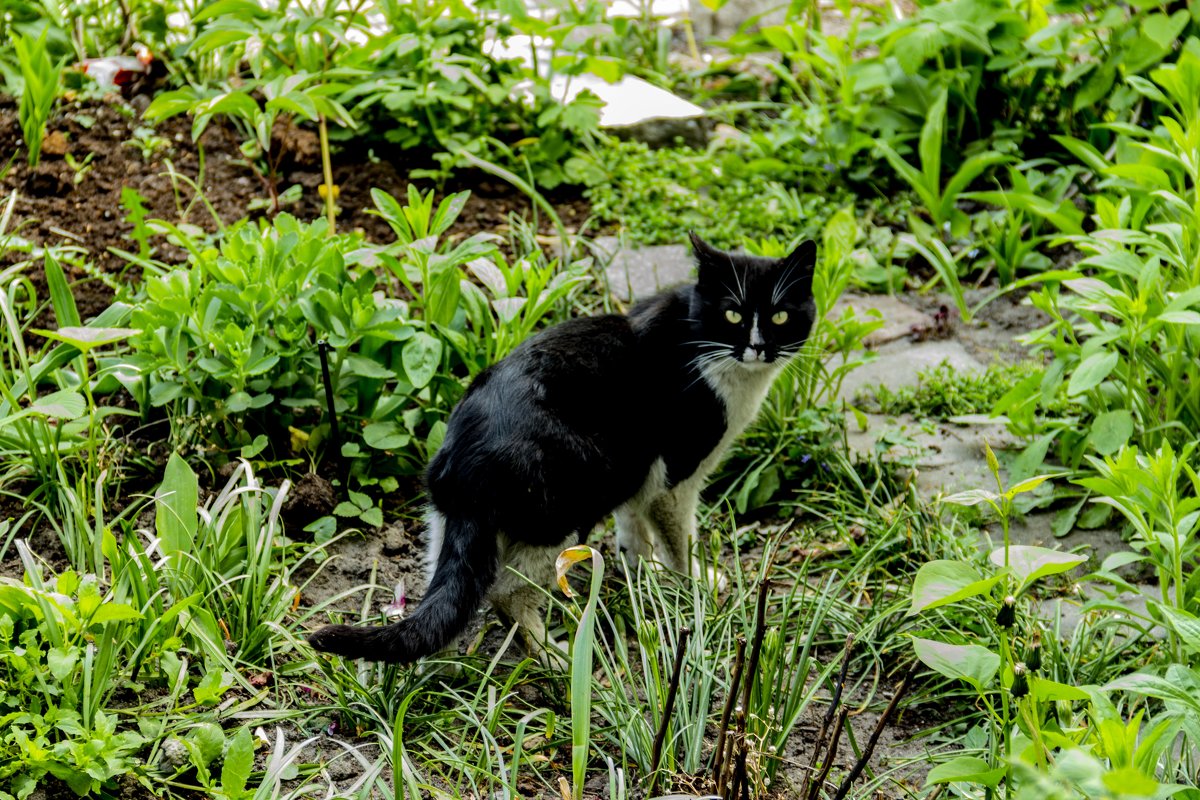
xmin=914 ymin=445 xmax=1079 ymax=790
xmin=13 ymin=30 xmax=63 ymax=167
xmin=146 ymin=72 xmax=355 ymax=215
xmin=875 ymin=88 xmax=1009 ymax=237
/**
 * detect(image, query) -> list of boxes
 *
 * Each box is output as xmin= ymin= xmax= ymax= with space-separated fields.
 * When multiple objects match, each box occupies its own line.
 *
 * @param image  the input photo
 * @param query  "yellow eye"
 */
xmin=772 ymin=310 xmax=789 ymax=325
xmin=725 ymin=309 xmax=743 ymax=324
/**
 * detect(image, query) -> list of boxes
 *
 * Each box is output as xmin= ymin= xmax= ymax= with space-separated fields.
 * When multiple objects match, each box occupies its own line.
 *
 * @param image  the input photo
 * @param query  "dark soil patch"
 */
xmin=0 ymin=95 xmax=593 ymax=327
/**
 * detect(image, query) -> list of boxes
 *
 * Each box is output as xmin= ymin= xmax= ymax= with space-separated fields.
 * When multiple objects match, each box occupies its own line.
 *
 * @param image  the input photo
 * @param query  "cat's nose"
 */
xmin=742 ymin=345 xmax=768 ymax=362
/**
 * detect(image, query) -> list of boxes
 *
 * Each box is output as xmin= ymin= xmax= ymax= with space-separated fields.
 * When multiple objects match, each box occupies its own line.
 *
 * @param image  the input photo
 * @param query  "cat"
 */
xmin=307 ymin=233 xmax=816 ymax=663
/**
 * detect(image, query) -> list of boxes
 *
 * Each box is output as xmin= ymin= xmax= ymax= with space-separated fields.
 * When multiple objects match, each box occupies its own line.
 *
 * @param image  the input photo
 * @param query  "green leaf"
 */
xmin=193 ymin=668 xmax=233 ymax=705
xmin=941 ymin=488 xmax=998 ymax=508
xmin=363 ymin=421 xmax=411 ymax=450
xmin=333 ymin=501 xmax=361 ymax=518
xmin=89 ymin=602 xmax=141 ymax=625
xmin=1004 ymin=473 xmax=1062 ymax=500
xmin=1152 ymin=603 xmax=1200 ymax=655
xmin=909 ymin=560 xmax=1004 ymax=615
xmin=1068 ymin=351 xmax=1119 ymax=396
xmin=28 ymin=389 xmax=85 ymax=419
xmin=925 ymin=756 xmax=1005 ymax=788
xmin=912 ymin=637 xmax=1000 ymax=691
xmin=47 ymin=646 xmax=78 ymax=681
xmin=45 ymin=252 xmax=81 ymax=328
xmin=988 ymin=545 xmax=1086 ymax=591
xmin=1102 ymin=767 xmax=1160 ymax=797
xmin=1032 ymin=677 xmax=1091 ymax=702
xmin=221 ymin=727 xmax=254 ymax=796
xmin=156 ymin=453 xmax=198 ymax=566
xmin=402 ymin=332 xmax=442 ymax=389
xmin=32 ymin=326 xmax=141 ymax=352
xmin=1089 ymin=410 xmax=1134 ymax=456
xmin=190 ymin=722 xmax=226 ymax=767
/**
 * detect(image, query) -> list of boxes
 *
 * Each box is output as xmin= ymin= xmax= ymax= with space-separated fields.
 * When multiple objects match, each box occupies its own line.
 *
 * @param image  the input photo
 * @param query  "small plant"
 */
xmin=13 ymin=31 xmax=63 ymax=167
xmin=913 ymin=444 xmax=1079 ymax=791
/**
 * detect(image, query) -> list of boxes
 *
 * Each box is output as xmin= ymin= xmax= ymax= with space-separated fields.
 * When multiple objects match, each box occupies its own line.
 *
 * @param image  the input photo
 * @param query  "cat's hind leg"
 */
xmin=614 ymin=504 xmax=655 ymax=568
xmin=489 ymin=535 xmax=571 ymax=663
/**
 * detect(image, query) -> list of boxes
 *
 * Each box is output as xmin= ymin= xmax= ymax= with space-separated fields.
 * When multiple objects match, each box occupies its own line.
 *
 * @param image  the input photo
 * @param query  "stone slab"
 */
xmin=831 ymin=293 xmax=929 ymax=347
xmin=599 ymin=238 xmax=695 ymax=302
xmin=836 ymin=338 xmax=985 ymax=405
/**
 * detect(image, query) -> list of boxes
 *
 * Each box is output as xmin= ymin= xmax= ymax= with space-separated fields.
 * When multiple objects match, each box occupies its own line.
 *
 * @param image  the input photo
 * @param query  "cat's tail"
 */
xmin=307 ymin=516 xmax=496 ymax=663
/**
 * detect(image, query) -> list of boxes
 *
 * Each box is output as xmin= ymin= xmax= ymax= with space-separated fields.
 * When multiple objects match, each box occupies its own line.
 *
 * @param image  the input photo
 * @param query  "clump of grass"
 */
xmin=859 ymin=360 xmax=1062 ymax=419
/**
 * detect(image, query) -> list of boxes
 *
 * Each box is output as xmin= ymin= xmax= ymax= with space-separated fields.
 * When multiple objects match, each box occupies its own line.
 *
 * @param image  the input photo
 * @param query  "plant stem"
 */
xmin=318 ymin=113 xmax=336 ymax=234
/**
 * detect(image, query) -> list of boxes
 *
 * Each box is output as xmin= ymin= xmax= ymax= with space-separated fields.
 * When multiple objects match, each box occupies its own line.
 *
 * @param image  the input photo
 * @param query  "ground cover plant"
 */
xmin=3 ymin=0 xmax=1200 ymax=798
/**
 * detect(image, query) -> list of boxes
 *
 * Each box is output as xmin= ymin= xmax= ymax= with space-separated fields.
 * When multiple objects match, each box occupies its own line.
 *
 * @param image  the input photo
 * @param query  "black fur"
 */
xmin=307 ymin=235 xmax=816 ymax=663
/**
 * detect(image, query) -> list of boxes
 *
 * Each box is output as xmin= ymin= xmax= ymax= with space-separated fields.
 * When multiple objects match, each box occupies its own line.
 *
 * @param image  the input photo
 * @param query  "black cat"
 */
xmin=308 ymin=233 xmax=817 ymax=662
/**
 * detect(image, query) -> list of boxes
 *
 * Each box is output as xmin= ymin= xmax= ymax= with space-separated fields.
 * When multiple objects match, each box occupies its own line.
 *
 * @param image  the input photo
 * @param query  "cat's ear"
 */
xmin=780 ymin=239 xmax=817 ymax=296
xmin=689 ymin=231 xmax=723 ymax=285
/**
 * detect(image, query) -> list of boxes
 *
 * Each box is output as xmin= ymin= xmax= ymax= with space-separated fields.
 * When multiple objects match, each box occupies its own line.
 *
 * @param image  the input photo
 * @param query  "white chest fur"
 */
xmin=693 ymin=360 xmax=781 ymax=483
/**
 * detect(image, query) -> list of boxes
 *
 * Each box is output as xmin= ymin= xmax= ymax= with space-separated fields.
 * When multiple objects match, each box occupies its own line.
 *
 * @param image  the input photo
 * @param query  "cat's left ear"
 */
xmin=780 ymin=240 xmax=818 ymax=295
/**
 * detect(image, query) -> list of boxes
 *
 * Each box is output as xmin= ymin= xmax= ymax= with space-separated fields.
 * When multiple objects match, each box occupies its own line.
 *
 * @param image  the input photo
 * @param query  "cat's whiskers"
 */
xmin=771 ymin=268 xmax=809 ymax=307
xmin=727 ymin=253 xmax=746 ymax=303
xmin=770 ymin=263 xmax=797 ymax=306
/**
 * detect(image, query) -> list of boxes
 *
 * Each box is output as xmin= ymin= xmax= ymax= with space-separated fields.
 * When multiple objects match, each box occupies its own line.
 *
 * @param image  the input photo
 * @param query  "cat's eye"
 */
xmin=771 ymin=310 xmax=789 ymax=325
xmin=724 ymin=309 xmax=743 ymax=324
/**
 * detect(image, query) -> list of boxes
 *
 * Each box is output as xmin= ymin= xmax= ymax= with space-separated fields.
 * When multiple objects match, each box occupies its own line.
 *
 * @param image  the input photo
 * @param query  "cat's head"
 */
xmin=689 ymin=232 xmax=817 ymax=371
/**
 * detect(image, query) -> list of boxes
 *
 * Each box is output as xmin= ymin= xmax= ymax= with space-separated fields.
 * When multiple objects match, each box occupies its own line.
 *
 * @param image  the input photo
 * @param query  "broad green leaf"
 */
xmin=221 ymin=727 xmax=254 ymax=796
xmin=1068 ymin=351 xmax=1119 ymax=396
xmin=190 ymin=722 xmax=225 ymax=767
xmin=28 ymin=389 xmax=85 ymax=419
xmin=912 ymin=637 xmax=999 ymax=690
xmin=925 ymin=756 xmax=1005 ymax=788
xmin=402 ymin=332 xmax=442 ymax=389
xmin=32 ymin=326 xmax=141 ymax=351
xmin=941 ymin=488 xmax=998 ymax=508
xmin=89 ymin=602 xmax=141 ymax=625
xmin=1032 ymin=677 xmax=1091 ymax=702
xmin=1102 ymin=766 xmax=1160 ymax=797
xmin=47 ymin=646 xmax=78 ymax=681
xmin=909 ymin=560 xmax=1004 ymax=615
xmin=989 ymin=545 xmax=1086 ymax=591
xmin=919 ymin=89 xmax=947 ymax=195
xmin=363 ymin=422 xmax=411 ymax=450
xmin=1152 ymin=603 xmax=1200 ymax=655
xmin=155 ymin=453 xmax=198 ymax=564
xmin=1089 ymin=410 xmax=1134 ymax=456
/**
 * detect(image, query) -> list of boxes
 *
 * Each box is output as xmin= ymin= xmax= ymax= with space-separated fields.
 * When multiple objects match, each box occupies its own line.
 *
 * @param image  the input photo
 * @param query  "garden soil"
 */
xmin=0 ymin=95 xmax=593 ymax=326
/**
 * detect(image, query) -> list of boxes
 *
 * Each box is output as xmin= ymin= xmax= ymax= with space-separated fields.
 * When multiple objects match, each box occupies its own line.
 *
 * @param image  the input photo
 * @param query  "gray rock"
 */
xmin=600 ymin=239 xmax=696 ymax=302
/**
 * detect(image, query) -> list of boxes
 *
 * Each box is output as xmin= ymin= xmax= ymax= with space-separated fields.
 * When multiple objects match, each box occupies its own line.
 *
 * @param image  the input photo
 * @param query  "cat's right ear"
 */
xmin=689 ymin=231 xmax=722 ymax=284
xmin=782 ymin=239 xmax=817 ymax=295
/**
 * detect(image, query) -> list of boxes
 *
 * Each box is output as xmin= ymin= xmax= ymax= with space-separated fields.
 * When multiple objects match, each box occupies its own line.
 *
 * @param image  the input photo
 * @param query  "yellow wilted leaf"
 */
xmin=555 ymin=545 xmax=597 ymax=599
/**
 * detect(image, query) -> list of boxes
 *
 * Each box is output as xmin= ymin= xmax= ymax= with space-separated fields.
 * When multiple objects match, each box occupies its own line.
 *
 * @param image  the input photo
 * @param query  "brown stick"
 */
xmin=831 ymin=663 xmax=917 ymax=800
xmin=806 ymin=707 xmax=849 ymax=800
xmin=712 ymin=635 xmax=746 ymax=793
xmin=740 ymin=579 xmax=772 ymax=715
xmin=799 ymin=634 xmax=855 ymax=798
xmin=647 ymin=626 xmax=691 ymax=797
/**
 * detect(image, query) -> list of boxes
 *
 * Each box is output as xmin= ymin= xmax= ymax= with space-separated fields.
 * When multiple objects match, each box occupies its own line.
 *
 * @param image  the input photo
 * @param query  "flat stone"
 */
xmin=599 ymin=238 xmax=694 ymax=302
xmin=845 ymin=412 xmax=1017 ymax=496
xmin=831 ymin=293 xmax=928 ymax=347
xmin=836 ymin=339 xmax=985 ymax=404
